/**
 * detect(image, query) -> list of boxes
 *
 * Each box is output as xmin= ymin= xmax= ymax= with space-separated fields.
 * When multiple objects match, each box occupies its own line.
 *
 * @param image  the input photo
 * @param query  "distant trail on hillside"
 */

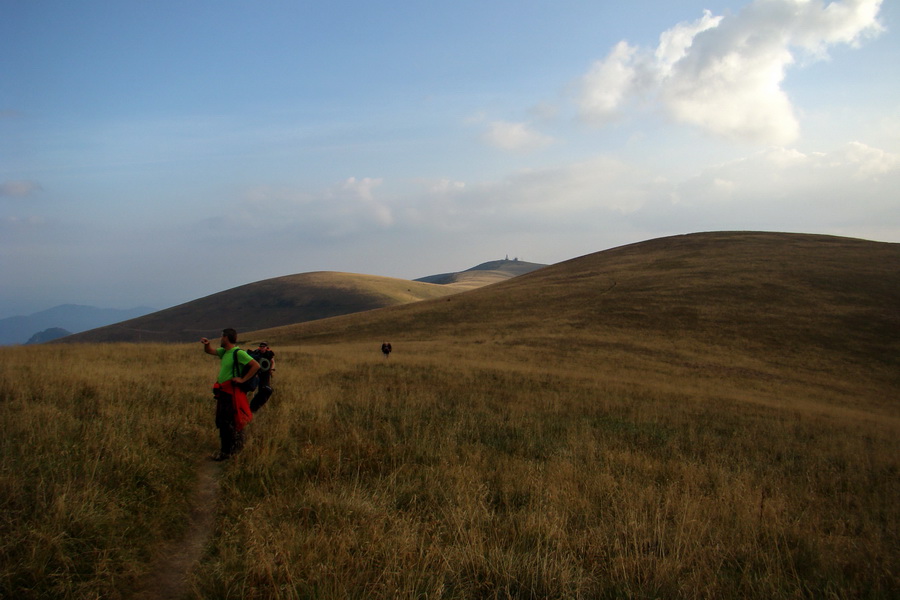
xmin=131 ymin=459 xmax=222 ymax=599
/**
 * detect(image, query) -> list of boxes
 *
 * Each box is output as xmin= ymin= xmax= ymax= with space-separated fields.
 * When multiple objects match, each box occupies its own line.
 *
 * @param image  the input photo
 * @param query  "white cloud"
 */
xmin=841 ymin=141 xmax=898 ymax=177
xmin=493 ymin=157 xmax=662 ymax=215
xmin=578 ymin=41 xmax=644 ymax=123
xmin=230 ymin=138 xmax=898 ymax=245
xmin=788 ymin=0 xmax=884 ymax=54
xmin=429 ymin=178 xmax=466 ymax=194
xmin=393 ymin=141 xmax=898 ymax=249
xmin=230 ymin=176 xmax=392 ymax=239
xmin=660 ymin=24 xmax=800 ymax=144
xmin=404 ymin=141 xmax=899 ymax=242
xmin=578 ymin=0 xmax=884 ymax=144
xmin=482 ymin=120 xmax=554 ymax=151
xmin=341 ymin=176 xmax=382 ymax=203
xmin=340 ymin=177 xmax=394 ymax=227
xmin=654 ymin=10 xmax=723 ymax=75
xmin=213 ymin=133 xmax=899 ymax=274
xmin=399 ymin=156 xmax=666 ymax=235
xmin=673 ymin=142 xmax=899 ymax=215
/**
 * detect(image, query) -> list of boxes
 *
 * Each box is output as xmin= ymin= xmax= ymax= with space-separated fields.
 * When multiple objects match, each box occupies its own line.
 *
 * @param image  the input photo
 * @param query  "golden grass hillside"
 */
xmin=2 ymin=231 xmax=897 ymax=599
xmin=255 ymin=232 xmax=899 ymax=375
xmin=61 ymin=272 xmax=462 ymax=344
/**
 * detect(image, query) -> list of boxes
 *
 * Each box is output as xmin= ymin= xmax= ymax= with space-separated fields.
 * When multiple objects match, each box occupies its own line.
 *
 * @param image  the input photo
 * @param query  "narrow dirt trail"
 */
xmin=131 ymin=459 xmax=222 ymax=600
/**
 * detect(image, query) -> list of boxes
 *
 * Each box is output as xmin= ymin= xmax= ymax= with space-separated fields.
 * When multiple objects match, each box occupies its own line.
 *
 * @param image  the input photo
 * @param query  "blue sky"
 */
xmin=2 ymin=0 xmax=898 ymax=318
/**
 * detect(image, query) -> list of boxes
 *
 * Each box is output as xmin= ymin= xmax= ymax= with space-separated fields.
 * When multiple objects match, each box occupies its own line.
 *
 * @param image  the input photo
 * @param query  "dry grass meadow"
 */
xmin=1 ymin=232 xmax=898 ymax=599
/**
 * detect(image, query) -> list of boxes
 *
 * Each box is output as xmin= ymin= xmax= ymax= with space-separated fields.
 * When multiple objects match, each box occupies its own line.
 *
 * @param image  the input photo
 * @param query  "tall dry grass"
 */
xmin=0 ymin=344 xmax=214 ymax=598
xmin=1 ymin=338 xmax=897 ymax=599
xmin=199 ymin=341 xmax=898 ymax=599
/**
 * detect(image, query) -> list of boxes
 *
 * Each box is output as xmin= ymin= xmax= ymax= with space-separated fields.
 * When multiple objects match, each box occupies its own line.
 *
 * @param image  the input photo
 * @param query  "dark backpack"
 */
xmin=246 ymin=348 xmax=273 ymax=373
xmin=230 ymin=348 xmax=259 ymax=392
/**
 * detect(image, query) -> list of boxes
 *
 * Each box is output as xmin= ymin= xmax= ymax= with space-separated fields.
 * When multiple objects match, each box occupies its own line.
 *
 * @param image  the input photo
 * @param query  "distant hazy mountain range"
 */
xmin=25 ymin=327 xmax=74 ymax=345
xmin=53 ymin=259 xmax=548 ymax=344
xmin=0 ymin=304 xmax=156 ymax=346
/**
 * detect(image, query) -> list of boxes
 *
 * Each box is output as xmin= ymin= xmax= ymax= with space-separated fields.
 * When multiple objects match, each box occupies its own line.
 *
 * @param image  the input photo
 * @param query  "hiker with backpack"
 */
xmin=247 ymin=341 xmax=275 ymax=413
xmin=200 ymin=328 xmax=260 ymax=461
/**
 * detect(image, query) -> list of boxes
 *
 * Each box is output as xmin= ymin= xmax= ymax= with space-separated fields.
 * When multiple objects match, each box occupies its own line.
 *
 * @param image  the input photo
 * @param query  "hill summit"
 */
xmin=414 ymin=258 xmax=546 ymax=288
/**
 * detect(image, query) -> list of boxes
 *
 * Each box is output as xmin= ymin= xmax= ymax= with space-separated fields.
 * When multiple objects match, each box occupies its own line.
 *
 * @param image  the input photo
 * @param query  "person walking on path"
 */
xmin=200 ymin=328 xmax=260 ymax=460
xmin=249 ymin=341 xmax=275 ymax=413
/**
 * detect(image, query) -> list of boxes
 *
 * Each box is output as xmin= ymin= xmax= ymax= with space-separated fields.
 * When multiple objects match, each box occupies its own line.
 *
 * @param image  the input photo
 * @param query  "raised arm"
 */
xmin=200 ymin=337 xmax=219 ymax=356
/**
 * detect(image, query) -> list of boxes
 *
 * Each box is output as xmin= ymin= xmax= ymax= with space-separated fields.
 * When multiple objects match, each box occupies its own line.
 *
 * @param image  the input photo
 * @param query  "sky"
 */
xmin=2 ymin=0 xmax=898 ymax=318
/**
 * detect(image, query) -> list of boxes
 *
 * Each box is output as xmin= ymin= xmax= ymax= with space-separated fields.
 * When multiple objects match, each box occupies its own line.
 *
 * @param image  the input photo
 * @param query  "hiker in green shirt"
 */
xmin=200 ymin=328 xmax=260 ymax=460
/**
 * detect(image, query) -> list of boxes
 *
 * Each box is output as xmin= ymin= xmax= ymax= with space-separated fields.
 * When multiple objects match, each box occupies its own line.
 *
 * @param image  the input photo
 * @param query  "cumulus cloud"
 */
xmin=231 ymin=176 xmax=392 ymax=239
xmin=672 ymin=142 xmax=899 ymax=215
xmin=578 ymin=41 xmax=647 ymax=123
xmin=493 ymin=157 xmax=663 ymax=215
xmin=429 ymin=178 xmax=466 ymax=194
xmin=654 ymin=10 xmax=724 ymax=74
xmin=341 ymin=176 xmax=382 ymax=202
xmin=0 ymin=180 xmax=42 ymax=198
xmin=339 ymin=176 xmax=392 ymax=226
xmin=483 ymin=120 xmax=555 ymax=151
xmin=840 ymin=141 xmax=898 ymax=177
xmin=406 ymin=141 xmax=898 ymax=242
xmin=578 ymin=0 xmax=884 ymax=144
xmin=398 ymin=156 xmax=667 ymax=237
xmin=223 ymin=138 xmax=897 ymax=254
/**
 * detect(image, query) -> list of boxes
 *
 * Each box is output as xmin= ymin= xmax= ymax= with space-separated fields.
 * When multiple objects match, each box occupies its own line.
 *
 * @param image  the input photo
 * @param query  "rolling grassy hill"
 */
xmin=253 ymin=231 xmax=900 ymax=393
xmin=414 ymin=258 xmax=546 ymax=289
xmin=230 ymin=231 xmax=898 ymax=596
xmin=61 ymin=259 xmax=545 ymax=344
xmin=254 ymin=232 xmax=899 ymax=348
xmin=60 ymin=272 xmax=463 ymax=343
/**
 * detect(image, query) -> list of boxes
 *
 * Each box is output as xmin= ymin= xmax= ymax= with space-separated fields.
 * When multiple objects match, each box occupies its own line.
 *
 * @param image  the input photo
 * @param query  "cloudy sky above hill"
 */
xmin=2 ymin=0 xmax=898 ymax=317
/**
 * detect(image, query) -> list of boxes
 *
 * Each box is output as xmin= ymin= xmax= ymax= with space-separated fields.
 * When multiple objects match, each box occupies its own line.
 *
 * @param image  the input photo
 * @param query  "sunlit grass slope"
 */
xmin=62 ymin=272 xmax=461 ymax=344
xmin=256 ymin=232 xmax=900 ymax=377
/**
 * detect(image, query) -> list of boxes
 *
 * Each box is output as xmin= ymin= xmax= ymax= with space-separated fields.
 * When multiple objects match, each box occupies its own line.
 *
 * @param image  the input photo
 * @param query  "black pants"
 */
xmin=250 ymin=385 xmax=273 ymax=412
xmin=250 ymin=373 xmax=274 ymax=412
xmin=214 ymin=390 xmax=243 ymax=456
